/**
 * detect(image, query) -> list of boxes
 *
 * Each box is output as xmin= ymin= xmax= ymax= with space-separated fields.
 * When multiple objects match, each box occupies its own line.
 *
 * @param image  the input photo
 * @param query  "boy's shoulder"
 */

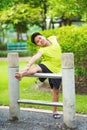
xmin=48 ymin=36 xmax=58 ymax=43
xmin=48 ymin=35 xmax=57 ymax=39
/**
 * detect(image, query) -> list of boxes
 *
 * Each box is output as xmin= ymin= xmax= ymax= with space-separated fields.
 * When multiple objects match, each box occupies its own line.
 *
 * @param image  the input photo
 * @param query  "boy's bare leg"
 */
xmin=52 ymin=87 xmax=59 ymax=114
xmin=15 ymin=65 xmax=42 ymax=80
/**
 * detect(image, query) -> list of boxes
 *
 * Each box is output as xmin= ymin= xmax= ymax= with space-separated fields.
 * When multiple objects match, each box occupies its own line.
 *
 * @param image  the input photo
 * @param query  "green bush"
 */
xmin=18 ymin=51 xmax=30 ymax=57
xmin=0 ymin=51 xmax=7 ymax=57
xmin=0 ymin=44 xmax=7 ymax=50
xmin=27 ymin=36 xmax=39 ymax=56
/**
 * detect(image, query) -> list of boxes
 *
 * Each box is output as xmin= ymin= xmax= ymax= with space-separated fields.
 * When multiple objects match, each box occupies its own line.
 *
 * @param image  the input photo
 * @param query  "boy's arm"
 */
xmin=22 ymin=51 xmax=42 ymax=72
xmin=27 ymin=51 xmax=42 ymax=67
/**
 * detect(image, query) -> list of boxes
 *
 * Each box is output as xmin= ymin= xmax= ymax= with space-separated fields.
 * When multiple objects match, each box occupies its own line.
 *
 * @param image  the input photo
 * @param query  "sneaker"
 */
xmin=53 ymin=113 xmax=61 ymax=119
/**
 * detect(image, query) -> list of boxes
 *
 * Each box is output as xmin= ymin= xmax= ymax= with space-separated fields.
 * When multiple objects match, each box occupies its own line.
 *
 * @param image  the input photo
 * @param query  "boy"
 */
xmin=15 ymin=32 xmax=62 ymax=119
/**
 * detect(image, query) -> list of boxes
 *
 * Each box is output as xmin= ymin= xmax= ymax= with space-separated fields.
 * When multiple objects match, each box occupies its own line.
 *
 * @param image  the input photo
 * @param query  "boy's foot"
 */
xmin=15 ymin=72 xmax=22 ymax=81
xmin=53 ymin=113 xmax=61 ymax=119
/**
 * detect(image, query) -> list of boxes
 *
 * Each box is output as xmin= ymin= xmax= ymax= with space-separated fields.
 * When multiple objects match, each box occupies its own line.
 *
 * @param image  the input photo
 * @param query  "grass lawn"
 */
xmin=0 ymin=60 xmax=87 ymax=114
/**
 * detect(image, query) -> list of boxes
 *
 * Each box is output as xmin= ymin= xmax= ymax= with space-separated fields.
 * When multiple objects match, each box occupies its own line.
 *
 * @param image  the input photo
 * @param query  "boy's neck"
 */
xmin=46 ymin=40 xmax=51 ymax=46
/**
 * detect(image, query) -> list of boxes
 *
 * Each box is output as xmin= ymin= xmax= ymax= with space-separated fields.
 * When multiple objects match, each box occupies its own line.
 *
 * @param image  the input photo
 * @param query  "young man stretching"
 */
xmin=15 ymin=32 xmax=62 ymax=119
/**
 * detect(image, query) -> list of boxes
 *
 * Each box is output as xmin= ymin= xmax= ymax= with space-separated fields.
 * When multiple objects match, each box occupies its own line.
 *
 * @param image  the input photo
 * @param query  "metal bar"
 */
xmin=27 ymin=73 xmax=62 ymax=79
xmin=18 ymin=99 xmax=63 ymax=107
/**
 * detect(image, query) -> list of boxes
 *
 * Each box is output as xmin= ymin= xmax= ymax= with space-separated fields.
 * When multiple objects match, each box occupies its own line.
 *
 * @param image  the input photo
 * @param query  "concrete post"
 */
xmin=62 ymin=53 xmax=77 ymax=128
xmin=8 ymin=53 xmax=20 ymax=120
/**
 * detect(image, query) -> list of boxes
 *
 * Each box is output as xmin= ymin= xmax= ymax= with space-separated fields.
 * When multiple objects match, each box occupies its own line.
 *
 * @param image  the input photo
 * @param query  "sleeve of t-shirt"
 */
xmin=48 ymin=36 xmax=59 ymax=45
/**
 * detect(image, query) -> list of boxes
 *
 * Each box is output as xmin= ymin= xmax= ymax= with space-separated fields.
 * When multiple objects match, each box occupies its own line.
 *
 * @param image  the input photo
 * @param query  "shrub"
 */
xmin=27 ymin=36 xmax=39 ymax=56
xmin=0 ymin=51 xmax=7 ymax=57
xmin=0 ymin=44 xmax=7 ymax=50
xmin=18 ymin=51 xmax=30 ymax=57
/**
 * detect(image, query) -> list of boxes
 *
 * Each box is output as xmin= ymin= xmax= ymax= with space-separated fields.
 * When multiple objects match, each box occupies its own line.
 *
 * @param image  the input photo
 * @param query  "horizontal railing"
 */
xmin=26 ymin=73 xmax=62 ymax=78
xmin=18 ymin=99 xmax=63 ymax=107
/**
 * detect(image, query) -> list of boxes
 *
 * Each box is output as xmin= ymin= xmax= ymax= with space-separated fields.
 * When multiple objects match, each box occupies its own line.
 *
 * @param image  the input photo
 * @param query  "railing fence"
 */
xmin=8 ymin=52 xmax=76 ymax=129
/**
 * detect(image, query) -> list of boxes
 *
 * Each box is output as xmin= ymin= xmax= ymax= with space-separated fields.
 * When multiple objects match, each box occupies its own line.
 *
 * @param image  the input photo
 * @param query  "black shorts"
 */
xmin=38 ymin=64 xmax=61 ymax=89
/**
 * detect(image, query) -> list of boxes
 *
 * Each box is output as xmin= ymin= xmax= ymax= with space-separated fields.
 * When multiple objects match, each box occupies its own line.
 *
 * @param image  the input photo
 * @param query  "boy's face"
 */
xmin=34 ymin=35 xmax=47 ymax=47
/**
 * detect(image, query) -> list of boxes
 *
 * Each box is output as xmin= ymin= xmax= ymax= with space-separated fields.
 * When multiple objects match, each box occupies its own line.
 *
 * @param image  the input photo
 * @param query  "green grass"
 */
xmin=76 ymin=94 xmax=87 ymax=114
xmin=0 ymin=60 xmax=87 ymax=114
xmin=0 ymin=61 xmax=8 ymax=105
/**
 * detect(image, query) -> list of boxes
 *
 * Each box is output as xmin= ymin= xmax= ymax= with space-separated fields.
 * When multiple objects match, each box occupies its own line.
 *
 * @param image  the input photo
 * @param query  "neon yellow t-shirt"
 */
xmin=39 ymin=36 xmax=62 ymax=73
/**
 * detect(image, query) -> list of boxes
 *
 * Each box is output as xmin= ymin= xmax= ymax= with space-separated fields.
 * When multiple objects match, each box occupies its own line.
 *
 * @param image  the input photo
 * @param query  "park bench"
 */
xmin=7 ymin=42 xmax=28 ymax=52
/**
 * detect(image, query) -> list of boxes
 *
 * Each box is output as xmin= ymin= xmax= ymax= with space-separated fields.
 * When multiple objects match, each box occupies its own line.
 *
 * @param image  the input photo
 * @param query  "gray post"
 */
xmin=62 ymin=53 xmax=77 ymax=128
xmin=8 ymin=53 xmax=20 ymax=120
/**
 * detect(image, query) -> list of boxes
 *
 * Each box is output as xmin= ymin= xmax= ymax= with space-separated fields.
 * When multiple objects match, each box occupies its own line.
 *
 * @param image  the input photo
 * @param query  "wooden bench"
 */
xmin=7 ymin=42 xmax=28 ymax=52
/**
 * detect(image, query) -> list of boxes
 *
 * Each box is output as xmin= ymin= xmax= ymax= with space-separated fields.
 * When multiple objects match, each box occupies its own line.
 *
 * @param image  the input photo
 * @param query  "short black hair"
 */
xmin=31 ymin=32 xmax=42 ymax=44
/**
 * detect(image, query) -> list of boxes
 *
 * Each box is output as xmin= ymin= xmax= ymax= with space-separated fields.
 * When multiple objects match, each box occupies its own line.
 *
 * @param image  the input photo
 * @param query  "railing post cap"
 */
xmin=8 ymin=53 xmax=19 ymax=67
xmin=62 ymin=53 xmax=74 ymax=69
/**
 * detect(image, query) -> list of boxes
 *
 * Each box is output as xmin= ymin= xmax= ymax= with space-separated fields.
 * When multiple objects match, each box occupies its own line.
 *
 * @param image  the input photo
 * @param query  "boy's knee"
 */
xmin=34 ymin=64 xmax=42 ymax=72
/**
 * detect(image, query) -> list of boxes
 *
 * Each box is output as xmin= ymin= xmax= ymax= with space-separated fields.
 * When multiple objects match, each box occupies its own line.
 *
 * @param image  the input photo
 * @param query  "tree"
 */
xmin=23 ymin=0 xmax=49 ymax=30
xmin=0 ymin=3 xmax=43 ymax=41
xmin=48 ymin=0 xmax=87 ymax=26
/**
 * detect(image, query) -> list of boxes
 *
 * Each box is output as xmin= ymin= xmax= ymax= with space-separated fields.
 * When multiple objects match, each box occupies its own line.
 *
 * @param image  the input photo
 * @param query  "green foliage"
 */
xmin=0 ymin=3 xmax=43 ymax=41
xmin=56 ymin=25 xmax=87 ymax=76
xmin=48 ymin=0 xmax=87 ymax=21
xmin=0 ymin=0 xmax=13 ymax=10
xmin=0 ymin=44 xmax=7 ymax=50
xmin=27 ymin=35 xmax=39 ymax=56
xmin=0 ymin=3 xmax=42 ymax=27
xmin=18 ymin=51 xmax=30 ymax=57
xmin=0 ymin=51 xmax=7 ymax=57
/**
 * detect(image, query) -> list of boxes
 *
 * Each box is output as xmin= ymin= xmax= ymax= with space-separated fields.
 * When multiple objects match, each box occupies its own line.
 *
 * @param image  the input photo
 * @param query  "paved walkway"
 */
xmin=0 ymin=106 xmax=87 ymax=130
